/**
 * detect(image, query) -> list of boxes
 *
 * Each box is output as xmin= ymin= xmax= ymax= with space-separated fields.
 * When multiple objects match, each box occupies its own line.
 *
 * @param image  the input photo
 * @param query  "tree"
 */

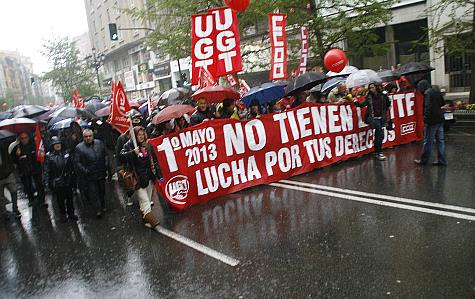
xmin=0 ymin=88 xmax=18 ymax=107
xmin=124 ymin=0 xmax=394 ymax=69
xmin=425 ymin=0 xmax=475 ymax=103
xmin=41 ymin=37 xmax=97 ymax=103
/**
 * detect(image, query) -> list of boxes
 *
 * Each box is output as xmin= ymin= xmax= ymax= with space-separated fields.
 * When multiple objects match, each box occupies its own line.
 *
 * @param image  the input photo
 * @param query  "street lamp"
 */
xmin=85 ymin=48 xmax=106 ymax=88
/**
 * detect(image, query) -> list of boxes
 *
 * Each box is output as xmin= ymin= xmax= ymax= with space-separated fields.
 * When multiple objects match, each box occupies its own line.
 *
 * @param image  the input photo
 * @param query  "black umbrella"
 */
xmin=85 ymin=101 xmax=107 ymax=113
xmin=398 ymin=62 xmax=435 ymax=76
xmin=157 ymin=87 xmax=191 ymax=106
xmin=285 ymin=72 xmax=327 ymax=96
xmin=0 ymin=129 xmax=16 ymax=140
xmin=48 ymin=107 xmax=96 ymax=126
xmin=377 ymin=69 xmax=400 ymax=82
xmin=11 ymin=105 xmax=49 ymax=119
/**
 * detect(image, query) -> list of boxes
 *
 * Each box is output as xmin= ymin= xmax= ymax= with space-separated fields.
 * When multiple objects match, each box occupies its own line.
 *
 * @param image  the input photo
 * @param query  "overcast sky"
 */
xmin=0 ymin=0 xmax=89 ymax=74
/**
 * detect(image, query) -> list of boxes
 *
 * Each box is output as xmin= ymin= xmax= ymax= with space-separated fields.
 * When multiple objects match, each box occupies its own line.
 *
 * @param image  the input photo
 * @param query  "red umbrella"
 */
xmin=191 ymin=85 xmax=240 ymax=103
xmin=152 ymin=105 xmax=195 ymax=125
xmin=0 ymin=118 xmax=37 ymax=134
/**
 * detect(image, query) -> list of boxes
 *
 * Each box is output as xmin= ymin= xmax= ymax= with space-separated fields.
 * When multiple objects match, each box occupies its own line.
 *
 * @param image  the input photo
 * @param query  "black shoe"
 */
xmin=41 ymin=202 xmax=48 ymax=208
xmin=60 ymin=215 xmax=68 ymax=223
xmin=432 ymin=161 xmax=447 ymax=166
xmin=414 ymin=160 xmax=426 ymax=165
xmin=96 ymin=211 xmax=102 ymax=218
xmin=68 ymin=214 xmax=79 ymax=221
xmin=102 ymin=208 xmax=107 ymax=213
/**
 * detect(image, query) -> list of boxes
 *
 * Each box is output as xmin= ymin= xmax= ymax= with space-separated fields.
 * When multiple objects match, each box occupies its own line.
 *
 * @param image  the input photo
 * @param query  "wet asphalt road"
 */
xmin=1 ymin=122 xmax=474 ymax=298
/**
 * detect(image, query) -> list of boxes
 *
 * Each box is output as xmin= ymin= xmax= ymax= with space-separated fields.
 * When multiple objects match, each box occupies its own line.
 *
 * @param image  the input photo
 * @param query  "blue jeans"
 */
xmin=421 ymin=123 xmax=447 ymax=164
xmin=372 ymin=118 xmax=384 ymax=153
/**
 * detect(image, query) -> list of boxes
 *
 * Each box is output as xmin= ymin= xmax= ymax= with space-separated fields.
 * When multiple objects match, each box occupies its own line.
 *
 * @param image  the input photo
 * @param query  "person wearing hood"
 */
xmin=414 ymin=80 xmax=447 ymax=166
xmin=120 ymin=126 xmax=162 ymax=229
xmin=11 ymin=132 xmax=47 ymax=207
xmin=45 ymin=136 xmax=78 ymax=222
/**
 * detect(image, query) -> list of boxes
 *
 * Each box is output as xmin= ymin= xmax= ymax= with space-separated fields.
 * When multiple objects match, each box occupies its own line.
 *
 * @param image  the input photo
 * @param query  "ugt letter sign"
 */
xmin=191 ymin=8 xmax=242 ymax=85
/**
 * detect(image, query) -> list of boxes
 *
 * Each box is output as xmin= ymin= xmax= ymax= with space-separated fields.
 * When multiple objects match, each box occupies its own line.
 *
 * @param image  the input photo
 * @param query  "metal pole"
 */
xmin=177 ymin=59 xmax=183 ymax=87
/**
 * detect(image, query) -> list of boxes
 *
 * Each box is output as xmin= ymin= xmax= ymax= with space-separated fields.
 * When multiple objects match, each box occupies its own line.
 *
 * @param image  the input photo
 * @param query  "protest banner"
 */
xmin=268 ymin=13 xmax=288 ymax=80
xmin=297 ymin=26 xmax=309 ymax=75
xmin=150 ymin=91 xmax=424 ymax=211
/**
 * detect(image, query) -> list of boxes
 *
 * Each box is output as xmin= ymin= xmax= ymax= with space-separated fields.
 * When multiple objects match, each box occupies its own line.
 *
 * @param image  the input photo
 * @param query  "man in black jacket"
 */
xmin=414 ymin=80 xmax=447 ymax=166
xmin=75 ymin=129 xmax=108 ymax=218
xmin=45 ymin=136 xmax=78 ymax=222
xmin=11 ymin=133 xmax=46 ymax=207
xmin=0 ymin=141 xmax=20 ymax=218
xmin=190 ymin=98 xmax=215 ymax=126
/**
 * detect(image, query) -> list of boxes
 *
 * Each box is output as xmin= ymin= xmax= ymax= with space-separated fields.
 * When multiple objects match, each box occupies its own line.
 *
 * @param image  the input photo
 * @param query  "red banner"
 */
xmin=198 ymin=67 xmax=217 ymax=89
xmin=239 ymin=79 xmax=250 ymax=95
xmin=191 ymin=8 xmax=242 ymax=85
xmin=108 ymin=81 xmax=131 ymax=134
xmin=226 ymin=74 xmax=238 ymax=87
xmin=192 ymin=13 xmax=216 ymax=85
xmin=72 ymin=88 xmax=84 ymax=108
xmin=297 ymin=26 xmax=309 ymax=75
xmin=210 ymin=7 xmax=242 ymax=78
xmin=269 ymin=13 xmax=288 ymax=80
xmin=150 ymin=91 xmax=424 ymax=211
xmin=34 ymin=123 xmax=44 ymax=164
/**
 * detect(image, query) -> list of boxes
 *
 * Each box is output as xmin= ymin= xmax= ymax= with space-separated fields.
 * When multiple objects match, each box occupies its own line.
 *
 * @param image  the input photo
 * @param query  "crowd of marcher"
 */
xmin=0 ymin=64 xmax=449 ymax=227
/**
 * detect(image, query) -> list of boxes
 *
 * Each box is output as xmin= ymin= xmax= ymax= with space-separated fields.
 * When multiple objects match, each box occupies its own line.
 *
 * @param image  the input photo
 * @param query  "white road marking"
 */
xmin=154 ymin=226 xmax=240 ymax=267
xmin=280 ymin=179 xmax=475 ymax=215
xmin=270 ymin=182 xmax=475 ymax=221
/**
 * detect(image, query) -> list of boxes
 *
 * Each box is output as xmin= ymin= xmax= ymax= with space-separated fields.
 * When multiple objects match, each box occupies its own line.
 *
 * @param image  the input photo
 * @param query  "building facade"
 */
xmin=83 ymin=0 xmax=472 ymax=98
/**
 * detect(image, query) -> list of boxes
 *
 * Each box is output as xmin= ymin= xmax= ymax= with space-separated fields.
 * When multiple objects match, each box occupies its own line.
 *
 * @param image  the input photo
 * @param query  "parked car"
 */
xmin=442 ymin=99 xmax=456 ymax=131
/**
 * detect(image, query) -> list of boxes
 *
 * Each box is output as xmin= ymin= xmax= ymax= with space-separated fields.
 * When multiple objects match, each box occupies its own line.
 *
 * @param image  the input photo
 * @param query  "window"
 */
xmin=394 ymin=19 xmax=429 ymax=64
xmin=445 ymin=34 xmax=472 ymax=91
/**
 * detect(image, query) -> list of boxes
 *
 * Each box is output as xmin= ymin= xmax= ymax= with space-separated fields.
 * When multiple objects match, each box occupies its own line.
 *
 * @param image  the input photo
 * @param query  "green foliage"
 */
xmin=124 ymin=0 xmax=394 ymax=68
xmin=425 ymin=0 xmax=474 ymax=55
xmin=41 ymin=37 xmax=97 ymax=103
xmin=0 ymin=89 xmax=18 ymax=107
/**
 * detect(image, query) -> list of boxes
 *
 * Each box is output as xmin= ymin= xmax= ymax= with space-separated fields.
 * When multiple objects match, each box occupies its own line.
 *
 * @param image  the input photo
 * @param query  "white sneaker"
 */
xmin=375 ymin=153 xmax=387 ymax=161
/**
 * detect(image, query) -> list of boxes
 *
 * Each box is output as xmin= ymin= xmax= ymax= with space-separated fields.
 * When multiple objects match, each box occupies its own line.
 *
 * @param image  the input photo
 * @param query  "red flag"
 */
xmin=239 ymin=79 xmax=250 ymax=95
xmin=72 ymin=88 xmax=85 ymax=108
xmin=226 ymin=74 xmax=238 ymax=87
xmin=108 ymin=81 xmax=131 ymax=133
xmin=296 ymin=26 xmax=309 ymax=75
xmin=191 ymin=8 xmax=242 ymax=85
xmin=198 ymin=67 xmax=217 ymax=88
xmin=191 ymin=12 xmax=216 ymax=85
xmin=268 ymin=13 xmax=288 ymax=80
xmin=34 ymin=123 xmax=45 ymax=164
xmin=209 ymin=7 xmax=243 ymax=78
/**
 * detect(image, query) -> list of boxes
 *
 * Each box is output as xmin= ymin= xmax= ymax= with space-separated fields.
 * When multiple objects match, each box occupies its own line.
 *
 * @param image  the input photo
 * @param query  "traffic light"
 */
xmin=109 ymin=23 xmax=118 ymax=41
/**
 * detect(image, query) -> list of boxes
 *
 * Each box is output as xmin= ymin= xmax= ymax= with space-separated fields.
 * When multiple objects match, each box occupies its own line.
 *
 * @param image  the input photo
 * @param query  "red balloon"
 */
xmin=324 ymin=49 xmax=348 ymax=73
xmin=224 ymin=0 xmax=250 ymax=12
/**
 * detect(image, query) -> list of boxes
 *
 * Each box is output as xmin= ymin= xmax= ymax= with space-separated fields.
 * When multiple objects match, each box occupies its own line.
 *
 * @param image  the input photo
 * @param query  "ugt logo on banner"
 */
xmin=268 ymin=13 xmax=288 ymax=80
xmin=191 ymin=7 xmax=243 ymax=85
